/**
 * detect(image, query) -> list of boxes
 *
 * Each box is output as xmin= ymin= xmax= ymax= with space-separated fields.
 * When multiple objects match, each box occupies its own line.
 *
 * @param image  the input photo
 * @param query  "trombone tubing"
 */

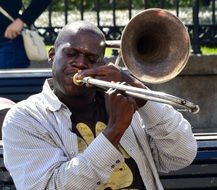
xmin=80 ymin=77 xmax=200 ymax=114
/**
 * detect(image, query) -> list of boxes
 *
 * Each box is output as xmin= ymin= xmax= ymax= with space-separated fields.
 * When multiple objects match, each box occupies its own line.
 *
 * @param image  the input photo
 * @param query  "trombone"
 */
xmin=73 ymin=8 xmax=200 ymax=114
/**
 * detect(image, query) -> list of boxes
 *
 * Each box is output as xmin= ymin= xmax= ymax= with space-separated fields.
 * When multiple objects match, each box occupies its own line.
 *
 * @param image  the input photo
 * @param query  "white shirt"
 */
xmin=2 ymin=79 xmax=197 ymax=190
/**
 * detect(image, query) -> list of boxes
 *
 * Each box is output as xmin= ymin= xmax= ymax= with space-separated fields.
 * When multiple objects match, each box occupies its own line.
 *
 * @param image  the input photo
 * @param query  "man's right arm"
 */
xmin=2 ymin=105 xmax=123 ymax=190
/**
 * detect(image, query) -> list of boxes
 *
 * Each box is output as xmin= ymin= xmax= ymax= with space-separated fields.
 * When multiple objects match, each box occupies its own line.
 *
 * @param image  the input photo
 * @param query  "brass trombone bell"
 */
xmin=106 ymin=8 xmax=190 ymax=84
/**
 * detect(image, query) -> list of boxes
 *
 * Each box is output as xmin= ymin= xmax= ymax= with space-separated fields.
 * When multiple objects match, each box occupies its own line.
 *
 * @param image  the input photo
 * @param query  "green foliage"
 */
xmin=201 ymin=46 xmax=217 ymax=55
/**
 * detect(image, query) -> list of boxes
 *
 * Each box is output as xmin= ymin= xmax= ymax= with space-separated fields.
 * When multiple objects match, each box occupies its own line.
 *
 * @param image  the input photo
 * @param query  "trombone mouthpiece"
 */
xmin=72 ymin=73 xmax=83 ymax=86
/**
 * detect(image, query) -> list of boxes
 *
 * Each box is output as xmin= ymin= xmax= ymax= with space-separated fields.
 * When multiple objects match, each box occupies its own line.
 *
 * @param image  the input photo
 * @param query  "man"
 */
xmin=2 ymin=21 xmax=197 ymax=190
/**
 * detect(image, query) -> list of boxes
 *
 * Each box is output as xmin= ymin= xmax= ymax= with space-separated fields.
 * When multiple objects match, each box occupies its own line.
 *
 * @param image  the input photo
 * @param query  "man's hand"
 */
xmin=4 ymin=18 xmax=24 ymax=39
xmin=76 ymin=63 xmax=148 ymax=107
xmin=103 ymin=87 xmax=137 ymax=146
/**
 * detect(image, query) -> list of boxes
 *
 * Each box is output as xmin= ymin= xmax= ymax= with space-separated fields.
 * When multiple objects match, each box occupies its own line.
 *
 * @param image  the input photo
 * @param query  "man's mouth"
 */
xmin=65 ymin=68 xmax=79 ymax=77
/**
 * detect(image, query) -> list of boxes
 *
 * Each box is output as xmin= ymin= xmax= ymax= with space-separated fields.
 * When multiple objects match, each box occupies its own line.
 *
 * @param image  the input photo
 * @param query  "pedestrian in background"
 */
xmin=0 ymin=0 xmax=52 ymax=69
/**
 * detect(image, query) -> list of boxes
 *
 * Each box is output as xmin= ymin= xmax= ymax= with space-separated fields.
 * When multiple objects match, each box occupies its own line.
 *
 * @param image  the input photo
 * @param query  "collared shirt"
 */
xmin=2 ymin=78 xmax=197 ymax=190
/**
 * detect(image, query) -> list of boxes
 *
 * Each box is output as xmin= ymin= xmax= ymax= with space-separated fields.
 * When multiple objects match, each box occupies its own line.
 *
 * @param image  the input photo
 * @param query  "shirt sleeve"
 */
xmin=18 ymin=0 xmax=52 ymax=26
xmin=2 ymin=105 xmax=124 ymax=190
xmin=138 ymin=101 xmax=198 ymax=173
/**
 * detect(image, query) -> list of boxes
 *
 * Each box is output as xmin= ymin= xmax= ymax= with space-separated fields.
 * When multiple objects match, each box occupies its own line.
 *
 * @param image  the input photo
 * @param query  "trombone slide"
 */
xmin=73 ymin=75 xmax=200 ymax=114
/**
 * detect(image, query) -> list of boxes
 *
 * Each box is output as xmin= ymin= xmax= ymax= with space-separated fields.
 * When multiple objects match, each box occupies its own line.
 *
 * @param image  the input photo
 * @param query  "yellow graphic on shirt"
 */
xmin=76 ymin=122 xmax=133 ymax=189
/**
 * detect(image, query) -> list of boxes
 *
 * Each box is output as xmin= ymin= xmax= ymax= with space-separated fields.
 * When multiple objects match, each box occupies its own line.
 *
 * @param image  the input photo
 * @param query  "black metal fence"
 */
xmin=35 ymin=0 xmax=217 ymax=54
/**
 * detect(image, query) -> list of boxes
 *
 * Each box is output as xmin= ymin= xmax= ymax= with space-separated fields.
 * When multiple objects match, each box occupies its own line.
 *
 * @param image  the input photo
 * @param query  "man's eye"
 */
xmin=88 ymin=58 xmax=96 ymax=64
xmin=68 ymin=52 xmax=78 ymax=57
xmin=64 ymin=49 xmax=78 ymax=57
xmin=88 ymin=57 xmax=99 ymax=64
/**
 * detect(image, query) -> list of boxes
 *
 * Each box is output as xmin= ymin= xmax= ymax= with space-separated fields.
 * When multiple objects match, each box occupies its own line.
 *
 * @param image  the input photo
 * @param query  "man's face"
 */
xmin=52 ymin=30 xmax=105 ymax=98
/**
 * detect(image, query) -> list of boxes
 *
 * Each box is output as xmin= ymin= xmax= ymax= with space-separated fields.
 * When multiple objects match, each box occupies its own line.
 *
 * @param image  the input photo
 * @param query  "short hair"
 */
xmin=55 ymin=21 xmax=106 ymax=48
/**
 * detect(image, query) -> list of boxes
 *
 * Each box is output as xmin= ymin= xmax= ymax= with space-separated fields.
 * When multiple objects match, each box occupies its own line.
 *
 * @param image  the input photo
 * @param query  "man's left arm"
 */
xmin=138 ymin=101 xmax=197 ymax=173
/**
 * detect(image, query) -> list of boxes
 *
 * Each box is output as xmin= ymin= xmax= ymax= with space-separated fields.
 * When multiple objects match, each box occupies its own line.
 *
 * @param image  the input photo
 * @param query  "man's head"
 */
xmin=49 ymin=21 xmax=106 ymax=99
xmin=54 ymin=21 xmax=106 ymax=50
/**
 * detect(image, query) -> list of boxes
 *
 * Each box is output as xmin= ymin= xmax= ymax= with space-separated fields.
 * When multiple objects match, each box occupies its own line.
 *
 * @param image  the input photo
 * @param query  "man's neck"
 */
xmin=61 ymin=93 xmax=96 ymax=111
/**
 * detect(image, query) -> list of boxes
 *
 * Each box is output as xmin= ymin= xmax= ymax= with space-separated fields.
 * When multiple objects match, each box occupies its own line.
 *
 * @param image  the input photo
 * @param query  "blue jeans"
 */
xmin=0 ymin=36 xmax=30 ymax=69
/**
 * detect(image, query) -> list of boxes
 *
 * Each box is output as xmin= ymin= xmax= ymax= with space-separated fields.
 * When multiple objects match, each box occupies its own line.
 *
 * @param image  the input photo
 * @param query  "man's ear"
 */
xmin=48 ymin=46 xmax=55 ymax=65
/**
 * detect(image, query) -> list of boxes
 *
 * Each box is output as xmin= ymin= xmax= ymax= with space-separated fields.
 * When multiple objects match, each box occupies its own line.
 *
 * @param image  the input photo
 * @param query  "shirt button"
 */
xmin=97 ymin=181 xmax=101 ymax=185
xmin=111 ymin=164 xmax=115 ymax=168
xmin=116 ymin=160 xmax=120 ymax=164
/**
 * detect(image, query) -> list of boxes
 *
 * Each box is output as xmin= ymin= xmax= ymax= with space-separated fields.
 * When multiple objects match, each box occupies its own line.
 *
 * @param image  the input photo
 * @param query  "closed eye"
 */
xmin=63 ymin=48 xmax=79 ymax=57
xmin=88 ymin=56 xmax=99 ymax=64
xmin=63 ymin=47 xmax=100 ymax=64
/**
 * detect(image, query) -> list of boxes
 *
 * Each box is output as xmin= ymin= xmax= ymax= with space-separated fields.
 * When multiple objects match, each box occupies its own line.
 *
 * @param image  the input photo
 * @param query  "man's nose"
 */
xmin=74 ymin=54 xmax=89 ymax=69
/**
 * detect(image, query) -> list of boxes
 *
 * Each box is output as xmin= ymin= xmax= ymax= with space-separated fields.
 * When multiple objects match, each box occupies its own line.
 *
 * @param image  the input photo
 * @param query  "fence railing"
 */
xmin=34 ymin=0 xmax=217 ymax=54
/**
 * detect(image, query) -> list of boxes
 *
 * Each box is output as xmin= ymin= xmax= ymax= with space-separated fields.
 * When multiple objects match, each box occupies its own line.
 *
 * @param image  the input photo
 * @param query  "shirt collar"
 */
xmin=42 ymin=78 xmax=66 ymax=112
